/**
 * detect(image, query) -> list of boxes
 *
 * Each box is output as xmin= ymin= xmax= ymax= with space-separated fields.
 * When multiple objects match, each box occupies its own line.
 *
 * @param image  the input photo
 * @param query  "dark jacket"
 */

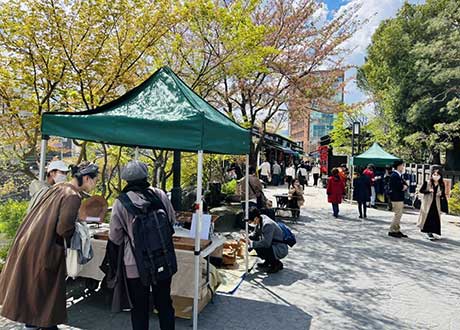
xmin=250 ymin=215 xmax=288 ymax=260
xmin=389 ymin=172 xmax=407 ymax=202
xmin=353 ymin=175 xmax=371 ymax=202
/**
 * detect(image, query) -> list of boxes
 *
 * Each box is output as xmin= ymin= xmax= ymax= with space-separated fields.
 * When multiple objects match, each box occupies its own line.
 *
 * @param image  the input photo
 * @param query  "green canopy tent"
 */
xmin=39 ymin=66 xmax=251 ymax=330
xmin=352 ymin=142 xmax=401 ymax=167
xmin=41 ymin=66 xmax=250 ymax=154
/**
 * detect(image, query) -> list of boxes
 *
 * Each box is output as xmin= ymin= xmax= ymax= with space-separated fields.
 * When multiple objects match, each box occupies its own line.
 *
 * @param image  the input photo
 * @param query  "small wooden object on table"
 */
xmin=172 ymin=236 xmax=211 ymax=251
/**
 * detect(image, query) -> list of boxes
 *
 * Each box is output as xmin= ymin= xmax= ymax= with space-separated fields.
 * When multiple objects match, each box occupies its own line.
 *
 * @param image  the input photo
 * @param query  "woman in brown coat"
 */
xmin=288 ymin=179 xmax=304 ymax=218
xmin=0 ymin=162 xmax=99 ymax=329
xmin=417 ymin=168 xmax=447 ymax=241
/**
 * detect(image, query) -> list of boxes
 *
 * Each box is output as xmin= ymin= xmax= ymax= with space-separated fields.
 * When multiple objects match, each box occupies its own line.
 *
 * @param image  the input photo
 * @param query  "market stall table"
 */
xmin=273 ymin=193 xmax=302 ymax=222
xmin=75 ymin=224 xmax=225 ymax=318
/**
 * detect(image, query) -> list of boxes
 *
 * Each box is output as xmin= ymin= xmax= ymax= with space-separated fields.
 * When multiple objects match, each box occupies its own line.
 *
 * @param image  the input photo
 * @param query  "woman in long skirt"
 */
xmin=417 ymin=168 xmax=447 ymax=240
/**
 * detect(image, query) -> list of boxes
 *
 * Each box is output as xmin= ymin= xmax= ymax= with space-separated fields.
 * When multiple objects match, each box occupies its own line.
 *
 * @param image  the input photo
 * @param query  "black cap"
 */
xmin=393 ymin=160 xmax=404 ymax=168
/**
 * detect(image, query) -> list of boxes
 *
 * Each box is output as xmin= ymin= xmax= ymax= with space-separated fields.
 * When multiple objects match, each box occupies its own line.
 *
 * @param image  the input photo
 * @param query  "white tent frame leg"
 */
xmin=192 ymin=152 xmax=250 ymax=330
xmin=39 ymin=138 xmax=48 ymax=182
xmin=193 ymin=150 xmax=204 ymax=330
xmin=244 ymin=155 xmax=250 ymax=274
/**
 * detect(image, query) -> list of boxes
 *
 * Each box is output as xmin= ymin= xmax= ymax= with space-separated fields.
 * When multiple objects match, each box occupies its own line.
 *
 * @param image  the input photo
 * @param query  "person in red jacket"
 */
xmin=363 ymin=164 xmax=376 ymax=207
xmin=327 ymin=168 xmax=346 ymax=218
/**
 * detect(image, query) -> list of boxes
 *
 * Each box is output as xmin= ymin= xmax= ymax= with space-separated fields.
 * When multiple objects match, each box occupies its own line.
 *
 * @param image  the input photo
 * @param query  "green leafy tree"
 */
xmin=358 ymin=0 xmax=460 ymax=164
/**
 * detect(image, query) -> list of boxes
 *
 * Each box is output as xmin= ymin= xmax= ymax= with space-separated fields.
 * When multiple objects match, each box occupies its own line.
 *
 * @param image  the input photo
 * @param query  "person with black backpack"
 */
xmin=109 ymin=161 xmax=177 ymax=330
xmin=247 ymin=208 xmax=289 ymax=274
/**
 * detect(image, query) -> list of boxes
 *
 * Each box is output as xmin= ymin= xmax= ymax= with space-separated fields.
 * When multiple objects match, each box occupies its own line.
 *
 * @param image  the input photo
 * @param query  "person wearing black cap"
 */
xmin=248 ymin=208 xmax=288 ymax=274
xmin=109 ymin=160 xmax=176 ymax=330
xmin=0 ymin=162 xmax=99 ymax=330
xmin=388 ymin=160 xmax=409 ymax=238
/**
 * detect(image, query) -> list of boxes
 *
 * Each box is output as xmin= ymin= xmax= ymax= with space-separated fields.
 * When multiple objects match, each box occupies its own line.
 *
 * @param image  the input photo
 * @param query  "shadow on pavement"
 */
xmin=65 ymin=288 xmax=312 ymax=330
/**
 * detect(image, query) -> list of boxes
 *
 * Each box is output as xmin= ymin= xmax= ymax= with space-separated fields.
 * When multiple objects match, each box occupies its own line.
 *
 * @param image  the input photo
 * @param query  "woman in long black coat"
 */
xmin=353 ymin=171 xmax=371 ymax=219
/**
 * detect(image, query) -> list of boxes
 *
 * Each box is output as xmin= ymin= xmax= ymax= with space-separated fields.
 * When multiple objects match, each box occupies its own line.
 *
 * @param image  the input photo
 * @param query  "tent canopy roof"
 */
xmin=41 ymin=67 xmax=250 ymax=155
xmin=353 ymin=143 xmax=401 ymax=167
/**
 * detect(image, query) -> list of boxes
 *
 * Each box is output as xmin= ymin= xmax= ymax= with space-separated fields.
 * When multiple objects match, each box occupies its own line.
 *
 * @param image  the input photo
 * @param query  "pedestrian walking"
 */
xmin=388 ymin=160 xmax=409 ymax=238
xmin=383 ymin=165 xmax=393 ymax=211
xmin=417 ymin=168 xmax=448 ymax=240
xmin=297 ymin=165 xmax=308 ymax=189
xmin=353 ymin=171 xmax=371 ymax=219
xmin=288 ymin=179 xmax=304 ymax=218
xmin=285 ymin=163 xmax=296 ymax=188
xmin=327 ymin=168 xmax=345 ymax=218
xmin=0 ymin=162 xmax=99 ymax=330
xmin=312 ymin=163 xmax=321 ymax=186
xmin=272 ymin=161 xmax=282 ymax=186
xmin=305 ymin=162 xmax=312 ymax=185
xmin=259 ymin=159 xmax=271 ymax=184
xmin=363 ymin=164 xmax=376 ymax=207
xmin=109 ymin=160 xmax=177 ymax=330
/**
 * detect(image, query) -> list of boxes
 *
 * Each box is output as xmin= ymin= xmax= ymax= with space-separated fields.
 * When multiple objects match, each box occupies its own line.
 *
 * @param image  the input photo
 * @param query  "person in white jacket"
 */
xmin=285 ymin=164 xmax=296 ymax=188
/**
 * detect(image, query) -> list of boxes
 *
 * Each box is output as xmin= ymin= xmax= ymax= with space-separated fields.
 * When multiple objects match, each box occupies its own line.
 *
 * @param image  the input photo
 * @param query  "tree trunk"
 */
xmin=429 ymin=149 xmax=441 ymax=165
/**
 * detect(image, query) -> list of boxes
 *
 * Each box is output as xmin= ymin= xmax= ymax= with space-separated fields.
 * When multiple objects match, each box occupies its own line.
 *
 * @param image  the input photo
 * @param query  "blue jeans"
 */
xmin=332 ymin=203 xmax=339 ymax=217
xmin=272 ymin=174 xmax=280 ymax=186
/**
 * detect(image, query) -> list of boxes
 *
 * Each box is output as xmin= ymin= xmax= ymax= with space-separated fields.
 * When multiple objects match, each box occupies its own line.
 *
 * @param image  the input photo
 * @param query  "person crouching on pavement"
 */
xmin=248 ymin=208 xmax=288 ymax=274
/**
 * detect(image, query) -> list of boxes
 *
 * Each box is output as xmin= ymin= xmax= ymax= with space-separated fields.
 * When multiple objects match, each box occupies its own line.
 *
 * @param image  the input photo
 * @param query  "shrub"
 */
xmin=222 ymin=179 xmax=238 ymax=195
xmin=0 ymin=199 xmax=28 ymax=239
xmin=449 ymin=183 xmax=460 ymax=216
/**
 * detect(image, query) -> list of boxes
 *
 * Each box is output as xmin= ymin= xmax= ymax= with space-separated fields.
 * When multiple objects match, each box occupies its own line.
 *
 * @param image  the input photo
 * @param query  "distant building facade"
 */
xmin=289 ymin=71 xmax=344 ymax=154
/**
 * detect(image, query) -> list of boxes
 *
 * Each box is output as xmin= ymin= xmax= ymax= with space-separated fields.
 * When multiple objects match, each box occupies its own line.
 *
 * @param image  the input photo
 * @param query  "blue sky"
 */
xmin=318 ymin=0 xmax=425 ymax=106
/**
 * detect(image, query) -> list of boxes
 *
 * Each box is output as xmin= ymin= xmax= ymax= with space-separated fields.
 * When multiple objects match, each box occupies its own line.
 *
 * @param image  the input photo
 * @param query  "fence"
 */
xmin=405 ymin=163 xmax=460 ymax=194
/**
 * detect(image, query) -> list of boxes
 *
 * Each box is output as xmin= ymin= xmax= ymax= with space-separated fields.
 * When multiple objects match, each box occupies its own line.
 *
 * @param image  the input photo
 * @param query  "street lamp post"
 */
xmin=354 ymin=122 xmax=361 ymax=154
xmin=350 ymin=122 xmax=361 ymax=201
xmin=352 ymin=121 xmax=361 ymax=156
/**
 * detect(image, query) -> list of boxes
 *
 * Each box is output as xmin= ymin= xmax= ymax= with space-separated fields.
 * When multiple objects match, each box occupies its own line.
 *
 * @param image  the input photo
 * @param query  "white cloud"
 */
xmin=332 ymin=0 xmax=425 ymax=105
xmin=312 ymin=2 xmax=329 ymax=27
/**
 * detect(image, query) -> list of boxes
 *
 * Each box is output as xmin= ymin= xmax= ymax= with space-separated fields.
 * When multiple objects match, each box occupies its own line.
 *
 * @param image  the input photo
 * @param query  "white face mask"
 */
xmin=432 ymin=175 xmax=440 ymax=181
xmin=248 ymin=222 xmax=257 ymax=228
xmin=54 ymin=173 xmax=68 ymax=184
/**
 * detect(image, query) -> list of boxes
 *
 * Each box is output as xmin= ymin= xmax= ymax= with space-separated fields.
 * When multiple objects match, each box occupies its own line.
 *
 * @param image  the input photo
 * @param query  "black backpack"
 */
xmin=118 ymin=190 xmax=177 ymax=286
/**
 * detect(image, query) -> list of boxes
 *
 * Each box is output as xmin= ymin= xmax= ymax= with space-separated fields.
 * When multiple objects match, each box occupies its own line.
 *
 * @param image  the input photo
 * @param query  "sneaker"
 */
xmin=399 ymin=232 xmax=408 ymax=238
xmin=257 ymin=261 xmax=270 ymax=269
xmin=388 ymin=232 xmax=402 ymax=238
xmin=267 ymin=261 xmax=283 ymax=274
xmin=358 ymin=216 xmax=363 ymax=219
xmin=426 ymin=233 xmax=435 ymax=241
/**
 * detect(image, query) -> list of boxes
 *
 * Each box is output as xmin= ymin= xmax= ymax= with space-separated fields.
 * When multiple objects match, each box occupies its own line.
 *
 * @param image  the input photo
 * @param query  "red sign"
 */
xmin=318 ymin=146 xmax=328 ymax=175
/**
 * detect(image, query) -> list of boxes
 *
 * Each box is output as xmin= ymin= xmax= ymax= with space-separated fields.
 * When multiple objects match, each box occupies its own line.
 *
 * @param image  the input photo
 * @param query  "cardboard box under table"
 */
xmin=80 ymin=225 xmax=225 ymax=319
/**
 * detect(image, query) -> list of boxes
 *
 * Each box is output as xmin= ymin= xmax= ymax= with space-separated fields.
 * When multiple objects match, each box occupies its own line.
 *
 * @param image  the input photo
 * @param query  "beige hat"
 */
xmin=47 ymin=160 xmax=69 ymax=173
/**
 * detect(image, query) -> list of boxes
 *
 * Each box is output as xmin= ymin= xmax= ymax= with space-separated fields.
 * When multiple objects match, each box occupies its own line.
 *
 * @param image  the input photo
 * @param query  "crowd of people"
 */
xmin=0 ymin=156 xmax=450 ymax=330
xmin=245 ymin=158 xmax=450 ymax=243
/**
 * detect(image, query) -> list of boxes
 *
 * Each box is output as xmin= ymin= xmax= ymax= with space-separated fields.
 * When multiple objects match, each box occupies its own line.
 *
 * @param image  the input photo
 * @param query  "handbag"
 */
xmin=440 ymin=196 xmax=449 ymax=214
xmin=413 ymin=196 xmax=421 ymax=210
xmin=64 ymin=239 xmax=82 ymax=278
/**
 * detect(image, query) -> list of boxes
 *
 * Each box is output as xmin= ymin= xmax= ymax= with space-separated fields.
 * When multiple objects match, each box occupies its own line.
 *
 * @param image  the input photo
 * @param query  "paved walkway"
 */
xmin=2 ymin=184 xmax=460 ymax=329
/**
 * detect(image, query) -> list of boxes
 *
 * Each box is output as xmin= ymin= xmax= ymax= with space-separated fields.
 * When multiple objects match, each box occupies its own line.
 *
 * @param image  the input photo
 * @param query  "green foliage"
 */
xmin=358 ymin=0 xmax=460 ymax=163
xmin=449 ymin=183 xmax=460 ymax=216
xmin=0 ymin=200 xmax=28 ymax=239
xmin=222 ymin=179 xmax=238 ymax=195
